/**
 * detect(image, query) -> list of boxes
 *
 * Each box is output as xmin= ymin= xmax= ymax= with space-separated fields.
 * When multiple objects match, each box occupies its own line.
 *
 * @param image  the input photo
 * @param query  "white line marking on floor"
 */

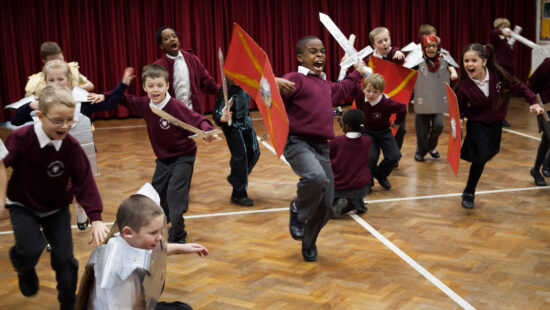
xmin=350 ymin=213 xmax=476 ymax=310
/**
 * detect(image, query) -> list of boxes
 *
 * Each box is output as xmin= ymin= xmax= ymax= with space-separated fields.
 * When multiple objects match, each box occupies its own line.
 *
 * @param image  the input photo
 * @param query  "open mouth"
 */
xmin=313 ymin=61 xmax=324 ymax=71
xmin=171 ymin=43 xmax=178 ymax=49
xmin=467 ymin=68 xmax=476 ymax=74
xmin=55 ymin=130 xmax=67 ymax=137
xmin=151 ymin=94 xmax=162 ymax=101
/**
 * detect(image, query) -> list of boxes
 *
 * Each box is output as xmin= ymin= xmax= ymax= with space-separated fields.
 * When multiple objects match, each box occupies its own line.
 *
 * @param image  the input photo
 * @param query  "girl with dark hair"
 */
xmin=455 ymin=43 xmax=543 ymax=209
xmin=329 ymin=109 xmax=372 ymax=218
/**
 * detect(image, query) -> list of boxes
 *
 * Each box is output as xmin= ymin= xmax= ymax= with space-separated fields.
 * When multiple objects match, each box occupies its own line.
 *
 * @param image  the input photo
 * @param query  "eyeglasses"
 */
xmin=43 ymin=114 xmax=77 ymax=127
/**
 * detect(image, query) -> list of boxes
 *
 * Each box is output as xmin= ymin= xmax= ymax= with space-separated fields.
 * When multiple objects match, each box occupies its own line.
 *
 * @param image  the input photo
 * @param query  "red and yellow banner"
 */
xmin=368 ymin=56 xmax=417 ymax=135
xmin=223 ymin=23 xmax=289 ymax=158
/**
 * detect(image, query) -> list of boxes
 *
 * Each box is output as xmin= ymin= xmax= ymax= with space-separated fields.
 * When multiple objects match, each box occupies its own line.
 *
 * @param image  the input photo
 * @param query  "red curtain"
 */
xmin=0 ymin=0 xmax=536 ymax=122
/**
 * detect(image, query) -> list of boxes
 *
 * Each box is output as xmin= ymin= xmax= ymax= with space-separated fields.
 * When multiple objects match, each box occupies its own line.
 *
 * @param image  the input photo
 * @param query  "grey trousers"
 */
xmin=152 ymin=155 xmax=195 ymax=243
xmin=415 ymin=113 xmax=444 ymax=156
xmin=283 ymin=135 xmax=333 ymax=249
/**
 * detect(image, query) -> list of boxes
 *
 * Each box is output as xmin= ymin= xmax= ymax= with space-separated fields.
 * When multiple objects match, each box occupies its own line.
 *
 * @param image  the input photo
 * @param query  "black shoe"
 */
xmin=301 ymin=243 xmax=317 ymax=262
xmin=17 ymin=269 xmax=39 ymax=297
xmin=461 ymin=193 xmax=475 ymax=209
xmin=414 ymin=154 xmax=425 ymax=162
xmin=289 ymin=202 xmax=305 ymax=240
xmin=377 ymin=177 xmax=391 ymax=190
xmin=542 ymin=168 xmax=550 ymax=177
xmin=428 ymin=150 xmax=440 ymax=159
xmin=77 ymin=218 xmax=89 ymax=231
xmin=502 ymin=119 xmax=511 ymax=127
xmin=530 ymin=168 xmax=547 ymax=186
xmin=355 ymin=202 xmax=368 ymax=214
xmin=231 ymin=195 xmax=254 ymax=206
xmin=331 ymin=198 xmax=348 ymax=219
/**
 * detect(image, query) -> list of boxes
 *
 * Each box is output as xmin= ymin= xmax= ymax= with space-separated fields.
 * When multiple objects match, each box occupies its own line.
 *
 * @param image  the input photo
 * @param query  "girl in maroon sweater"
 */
xmin=455 ymin=44 xmax=543 ymax=209
xmin=330 ymin=109 xmax=371 ymax=218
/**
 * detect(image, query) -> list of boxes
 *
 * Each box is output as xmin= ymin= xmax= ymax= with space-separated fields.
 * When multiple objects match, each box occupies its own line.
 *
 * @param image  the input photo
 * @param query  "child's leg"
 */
xmin=366 ymin=133 xmax=380 ymax=183
xmin=375 ymin=131 xmax=402 ymax=180
xmin=221 ymin=124 xmax=251 ymax=198
xmin=8 ymin=205 xmax=47 ymax=296
xmin=165 ymin=156 xmax=195 ymax=243
xmin=394 ymin=118 xmax=406 ymax=150
xmin=40 ymin=207 xmax=78 ymax=309
xmin=415 ymin=113 xmax=431 ymax=156
xmin=534 ymin=133 xmax=550 ymax=171
xmin=427 ymin=113 xmax=444 ymax=152
xmin=283 ymin=137 xmax=332 ymax=260
xmin=243 ymin=127 xmax=260 ymax=176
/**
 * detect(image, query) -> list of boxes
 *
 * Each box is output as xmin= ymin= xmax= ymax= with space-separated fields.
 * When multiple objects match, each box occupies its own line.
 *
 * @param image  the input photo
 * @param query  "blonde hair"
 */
xmin=362 ymin=73 xmax=385 ymax=91
xmin=369 ymin=27 xmax=390 ymax=45
xmin=42 ymin=60 xmax=73 ymax=87
xmin=493 ymin=18 xmax=510 ymax=29
xmin=419 ymin=24 xmax=437 ymax=39
xmin=38 ymin=84 xmax=75 ymax=114
xmin=142 ymin=64 xmax=169 ymax=84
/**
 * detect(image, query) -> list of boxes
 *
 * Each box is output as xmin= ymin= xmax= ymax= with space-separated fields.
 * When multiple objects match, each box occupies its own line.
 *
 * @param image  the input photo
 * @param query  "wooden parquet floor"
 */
xmin=0 ymin=97 xmax=549 ymax=309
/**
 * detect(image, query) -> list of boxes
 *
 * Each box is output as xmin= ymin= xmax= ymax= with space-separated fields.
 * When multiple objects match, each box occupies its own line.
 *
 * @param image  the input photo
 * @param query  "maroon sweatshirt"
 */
xmin=3 ymin=125 xmax=103 ymax=221
xmin=330 ymin=135 xmax=372 ymax=190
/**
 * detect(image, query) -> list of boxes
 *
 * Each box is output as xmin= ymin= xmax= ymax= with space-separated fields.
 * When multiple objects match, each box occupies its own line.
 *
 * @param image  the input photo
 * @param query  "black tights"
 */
xmin=464 ymin=162 xmax=486 ymax=195
xmin=534 ymin=134 xmax=550 ymax=171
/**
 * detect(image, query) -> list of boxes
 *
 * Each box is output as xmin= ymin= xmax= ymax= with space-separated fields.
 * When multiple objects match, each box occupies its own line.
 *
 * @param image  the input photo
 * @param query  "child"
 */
xmin=369 ymin=27 xmax=407 ymax=165
xmin=528 ymin=57 xmax=550 ymax=186
xmin=212 ymin=79 xmax=260 ymax=206
xmin=490 ymin=18 xmax=515 ymax=127
xmin=117 ymin=64 xmax=217 ymax=244
xmin=11 ymin=59 xmax=129 ymax=230
xmin=404 ymin=24 xmax=459 ymax=80
xmin=282 ymin=35 xmax=367 ymax=262
xmin=412 ymin=35 xmax=451 ymax=162
xmin=353 ymin=74 xmax=407 ymax=190
xmin=329 ymin=109 xmax=371 ymax=218
xmin=456 ymin=43 xmax=543 ymax=209
xmin=25 ymin=42 xmax=94 ymax=97
xmin=154 ymin=26 xmax=219 ymax=115
xmin=88 ymin=187 xmax=208 ymax=310
xmin=2 ymin=84 xmax=108 ymax=309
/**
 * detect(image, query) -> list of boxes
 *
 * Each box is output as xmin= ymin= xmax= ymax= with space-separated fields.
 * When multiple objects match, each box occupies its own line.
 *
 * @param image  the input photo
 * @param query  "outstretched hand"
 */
xmin=87 ymin=93 xmax=105 ymax=104
xmin=88 ymin=220 xmax=109 ymax=246
xmin=275 ymin=77 xmax=296 ymax=95
xmin=122 ymin=67 xmax=136 ymax=86
xmin=530 ymin=104 xmax=545 ymax=115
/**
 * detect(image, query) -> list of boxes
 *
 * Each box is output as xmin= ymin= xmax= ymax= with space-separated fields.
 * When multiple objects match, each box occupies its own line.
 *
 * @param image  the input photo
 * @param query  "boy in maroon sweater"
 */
xmin=2 ymin=84 xmax=108 ymax=309
xmin=353 ymin=74 xmax=407 ymax=190
xmin=282 ymin=35 xmax=367 ymax=262
xmin=154 ymin=26 xmax=219 ymax=115
xmin=117 ymin=65 xmax=217 ymax=244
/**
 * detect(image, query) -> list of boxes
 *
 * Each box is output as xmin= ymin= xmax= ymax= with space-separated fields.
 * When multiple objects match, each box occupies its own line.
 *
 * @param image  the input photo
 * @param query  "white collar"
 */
xmin=297 ymin=66 xmax=327 ymax=80
xmin=34 ymin=122 xmax=62 ymax=151
xmin=166 ymin=51 xmax=183 ymax=60
xmin=365 ymin=94 xmax=383 ymax=106
xmin=470 ymin=68 xmax=490 ymax=85
xmin=373 ymin=47 xmax=391 ymax=59
xmin=149 ymin=92 xmax=171 ymax=110
xmin=345 ymin=132 xmax=361 ymax=138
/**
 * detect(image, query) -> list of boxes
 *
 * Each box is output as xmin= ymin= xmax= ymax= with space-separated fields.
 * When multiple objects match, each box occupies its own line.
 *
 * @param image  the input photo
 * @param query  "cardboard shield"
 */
xmin=223 ymin=23 xmax=289 ymax=158
xmin=445 ymin=82 xmax=461 ymax=176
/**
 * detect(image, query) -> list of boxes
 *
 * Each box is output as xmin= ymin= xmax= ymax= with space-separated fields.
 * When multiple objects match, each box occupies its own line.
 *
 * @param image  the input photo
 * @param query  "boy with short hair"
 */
xmin=2 ymin=84 xmax=108 ymax=309
xmin=88 ymin=188 xmax=208 ymax=310
xmin=25 ymin=42 xmax=94 ymax=97
xmin=282 ymin=35 xmax=367 ymax=262
xmin=116 ymin=65 xmax=217 ymax=244
xmin=154 ymin=26 xmax=219 ymax=115
xmin=369 ymin=27 xmax=405 ymax=65
xmin=369 ymin=27 xmax=407 ymax=164
xmin=353 ymin=74 xmax=407 ymax=190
